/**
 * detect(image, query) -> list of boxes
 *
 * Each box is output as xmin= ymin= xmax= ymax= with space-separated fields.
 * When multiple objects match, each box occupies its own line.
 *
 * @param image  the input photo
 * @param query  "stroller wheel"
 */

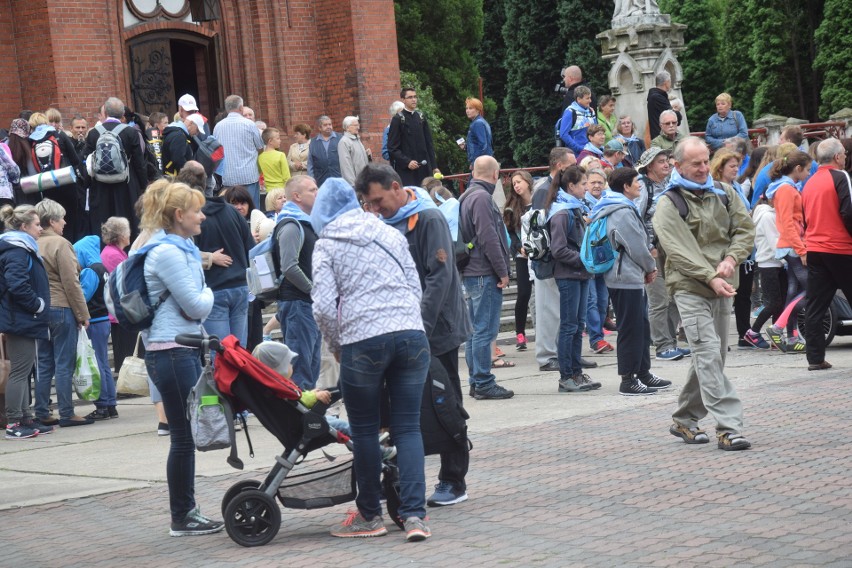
xmin=221 ymin=480 xmax=262 ymax=519
xmin=382 ymin=462 xmax=404 ymax=531
xmin=224 ymin=489 xmax=281 ymax=547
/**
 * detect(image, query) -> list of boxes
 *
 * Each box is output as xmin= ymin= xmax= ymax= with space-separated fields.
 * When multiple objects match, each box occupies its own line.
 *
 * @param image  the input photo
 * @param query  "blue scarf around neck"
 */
xmin=581 ymin=142 xmax=603 ymax=157
xmin=0 ymin=230 xmax=40 ymax=257
xmin=663 ymin=168 xmax=726 ymax=197
xmin=590 ymin=192 xmax=640 ymax=217
xmin=136 ymin=229 xmax=201 ymax=261
xmin=547 ymin=190 xmax=585 ymax=221
xmin=765 ymin=175 xmax=798 ymax=201
xmin=275 ymin=201 xmax=312 ymax=224
xmin=381 ymin=186 xmax=437 ymax=225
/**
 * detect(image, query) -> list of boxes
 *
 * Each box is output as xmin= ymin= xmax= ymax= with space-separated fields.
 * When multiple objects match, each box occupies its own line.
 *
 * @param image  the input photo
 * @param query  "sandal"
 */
xmin=494 ymin=346 xmax=506 ymax=358
xmin=491 ymin=359 xmax=515 ymax=369
xmin=717 ymin=432 xmax=752 ymax=451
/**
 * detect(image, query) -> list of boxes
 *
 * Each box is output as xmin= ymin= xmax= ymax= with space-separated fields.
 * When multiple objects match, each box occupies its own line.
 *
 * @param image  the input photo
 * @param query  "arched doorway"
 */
xmin=127 ymin=31 xmax=222 ymax=118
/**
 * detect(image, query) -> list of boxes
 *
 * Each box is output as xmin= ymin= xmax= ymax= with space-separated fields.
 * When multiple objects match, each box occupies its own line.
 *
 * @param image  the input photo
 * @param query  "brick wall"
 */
xmin=0 ymin=0 xmax=22 ymax=127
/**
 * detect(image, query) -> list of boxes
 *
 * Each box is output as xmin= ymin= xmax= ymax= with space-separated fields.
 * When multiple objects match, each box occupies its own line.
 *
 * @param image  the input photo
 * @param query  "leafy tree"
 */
xmin=555 ymin=0 xmax=613 ymax=99
xmin=477 ymin=0 xmax=511 ymax=164
xmin=395 ymin=0 xmax=483 ymax=174
xmin=814 ymin=0 xmax=852 ymax=117
xmin=659 ymin=0 xmax=724 ymax=126
xmin=718 ymin=0 xmax=757 ymax=121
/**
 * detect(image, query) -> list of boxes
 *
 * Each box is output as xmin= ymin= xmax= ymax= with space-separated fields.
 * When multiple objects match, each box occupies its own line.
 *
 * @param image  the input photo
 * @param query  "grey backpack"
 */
xmin=93 ymin=123 xmax=130 ymax=183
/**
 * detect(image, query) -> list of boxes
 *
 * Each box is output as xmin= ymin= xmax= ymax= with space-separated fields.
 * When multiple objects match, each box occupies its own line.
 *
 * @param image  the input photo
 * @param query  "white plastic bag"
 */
xmin=73 ymin=331 xmax=101 ymax=401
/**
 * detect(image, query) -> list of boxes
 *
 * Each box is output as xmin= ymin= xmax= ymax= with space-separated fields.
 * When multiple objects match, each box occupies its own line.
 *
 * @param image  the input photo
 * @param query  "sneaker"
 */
xmin=85 ymin=408 xmax=111 ymax=421
xmin=593 ymin=340 xmax=614 ymax=354
xmin=473 ymin=383 xmax=514 ymax=400
xmin=539 ymin=359 xmax=560 ymax=372
xmin=107 ymin=406 xmax=119 ymax=418
xmin=574 ymin=373 xmax=601 ymax=390
xmin=330 ymin=510 xmax=387 ymax=538
xmin=604 ymin=317 xmax=617 ymax=331
xmin=169 ymin=507 xmax=225 ymax=537
xmin=669 ymin=423 xmax=709 ymax=444
xmin=638 ymin=372 xmax=671 ymax=390
xmin=157 ymin=422 xmax=170 ymax=436
xmin=656 ymin=348 xmax=684 ymax=361
xmin=808 ymin=361 xmax=832 ymax=371
xmin=22 ymin=417 xmax=54 ymax=434
xmin=618 ymin=375 xmax=656 ymax=396
xmin=516 ymin=333 xmax=527 ymax=351
xmin=36 ymin=414 xmax=59 ymax=426
xmin=677 ymin=347 xmax=692 ymax=357
xmin=381 ymin=445 xmax=397 ymax=461
xmin=737 ymin=338 xmax=755 ymax=350
xmin=786 ymin=337 xmax=806 ymax=354
xmin=580 ymin=357 xmax=598 ymax=369
xmin=233 ymin=418 xmax=243 ymax=431
xmin=5 ymin=423 xmax=39 ymax=440
xmin=717 ymin=432 xmax=751 ymax=451
xmin=742 ymin=330 xmax=770 ymax=350
xmin=427 ymin=481 xmax=468 ymax=507
xmin=557 ymin=375 xmax=586 ymax=393
xmin=765 ymin=325 xmax=785 ymax=351
xmin=403 ymin=516 xmax=431 ymax=542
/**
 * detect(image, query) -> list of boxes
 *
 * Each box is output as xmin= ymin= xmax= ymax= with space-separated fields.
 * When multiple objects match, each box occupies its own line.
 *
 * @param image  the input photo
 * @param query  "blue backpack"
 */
xmin=581 ymin=215 xmax=617 ymax=274
xmin=105 ymin=248 xmax=170 ymax=332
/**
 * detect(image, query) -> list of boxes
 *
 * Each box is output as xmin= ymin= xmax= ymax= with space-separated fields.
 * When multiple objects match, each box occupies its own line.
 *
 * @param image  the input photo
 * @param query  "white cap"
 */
xmin=178 ymin=94 xmax=199 ymax=111
xmin=185 ymin=113 xmax=205 ymax=132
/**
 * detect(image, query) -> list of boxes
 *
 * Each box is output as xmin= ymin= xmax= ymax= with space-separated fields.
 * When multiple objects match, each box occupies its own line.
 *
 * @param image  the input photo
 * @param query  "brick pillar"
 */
xmin=0 ymin=0 xmax=23 ymax=127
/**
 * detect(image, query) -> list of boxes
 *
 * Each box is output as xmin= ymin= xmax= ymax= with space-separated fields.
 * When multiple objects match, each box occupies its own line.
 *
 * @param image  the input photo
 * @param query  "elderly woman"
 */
xmin=705 ymin=93 xmax=748 ymax=151
xmin=100 ymin=217 xmax=135 ymax=373
xmin=0 ymin=204 xmax=53 ymax=438
xmin=338 ymin=116 xmax=371 ymax=186
xmin=34 ymin=198 xmax=92 ymax=427
xmin=613 ymin=115 xmax=645 ymax=165
xmin=287 ymin=124 xmax=311 ymax=175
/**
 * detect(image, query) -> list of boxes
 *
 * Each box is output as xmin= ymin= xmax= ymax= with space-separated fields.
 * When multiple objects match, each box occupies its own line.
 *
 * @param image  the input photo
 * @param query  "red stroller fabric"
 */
xmin=214 ymin=335 xmax=302 ymax=400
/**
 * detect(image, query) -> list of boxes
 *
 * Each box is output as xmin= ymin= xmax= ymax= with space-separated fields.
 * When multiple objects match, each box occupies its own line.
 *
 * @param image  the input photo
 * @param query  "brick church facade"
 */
xmin=0 ymin=0 xmax=400 ymax=151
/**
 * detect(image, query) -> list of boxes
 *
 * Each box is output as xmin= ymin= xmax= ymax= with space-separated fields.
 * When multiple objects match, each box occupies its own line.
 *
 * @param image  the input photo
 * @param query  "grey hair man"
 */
xmin=213 ymin=94 xmax=264 ymax=207
xmin=306 ymin=115 xmax=341 ymax=187
xmin=651 ymin=109 xmax=683 ymax=151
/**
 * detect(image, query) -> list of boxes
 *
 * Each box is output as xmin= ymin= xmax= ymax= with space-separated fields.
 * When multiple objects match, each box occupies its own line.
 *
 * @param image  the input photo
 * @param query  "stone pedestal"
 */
xmin=596 ymin=16 xmax=688 ymax=142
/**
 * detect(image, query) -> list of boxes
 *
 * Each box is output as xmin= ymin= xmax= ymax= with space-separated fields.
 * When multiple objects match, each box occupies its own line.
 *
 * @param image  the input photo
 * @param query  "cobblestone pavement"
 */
xmin=4 ymin=361 xmax=851 ymax=567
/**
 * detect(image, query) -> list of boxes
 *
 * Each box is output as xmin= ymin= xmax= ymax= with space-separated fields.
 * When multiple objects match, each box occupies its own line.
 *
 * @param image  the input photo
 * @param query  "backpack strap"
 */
xmin=663 ymin=184 xmax=731 ymax=220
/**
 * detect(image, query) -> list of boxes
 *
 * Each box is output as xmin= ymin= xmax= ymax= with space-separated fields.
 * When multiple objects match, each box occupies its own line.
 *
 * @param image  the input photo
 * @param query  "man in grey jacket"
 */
xmin=356 ymin=163 xmax=473 ymax=508
xmin=459 ymin=156 xmax=513 ymax=400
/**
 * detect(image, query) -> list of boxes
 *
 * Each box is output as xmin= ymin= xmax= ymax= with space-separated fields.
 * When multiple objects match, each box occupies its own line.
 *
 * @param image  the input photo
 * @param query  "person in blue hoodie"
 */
xmin=558 ymin=86 xmax=598 ymax=155
xmin=589 ymin=168 xmax=672 ymax=396
xmin=0 ymin=204 xmax=52 ymax=439
xmin=73 ymin=235 xmax=117 ymax=421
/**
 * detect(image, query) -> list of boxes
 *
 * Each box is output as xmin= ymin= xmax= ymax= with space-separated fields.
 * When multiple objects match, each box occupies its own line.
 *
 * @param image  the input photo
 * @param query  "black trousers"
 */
xmin=436 ymin=348 xmax=470 ymax=491
xmin=752 ymin=266 xmax=788 ymax=332
xmin=805 ymin=252 xmax=852 ymax=365
xmin=734 ymin=263 xmax=755 ymax=339
xmin=514 ymin=258 xmax=532 ymax=336
xmin=609 ymin=288 xmax=651 ymax=377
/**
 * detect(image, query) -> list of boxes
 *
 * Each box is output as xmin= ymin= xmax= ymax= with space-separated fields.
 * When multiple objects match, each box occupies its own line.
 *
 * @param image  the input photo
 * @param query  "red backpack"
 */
xmin=31 ymin=135 xmax=63 ymax=172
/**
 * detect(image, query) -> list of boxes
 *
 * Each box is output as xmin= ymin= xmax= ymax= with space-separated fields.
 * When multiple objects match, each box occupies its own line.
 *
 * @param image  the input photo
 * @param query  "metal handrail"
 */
xmin=443 ymin=166 xmax=549 ymax=193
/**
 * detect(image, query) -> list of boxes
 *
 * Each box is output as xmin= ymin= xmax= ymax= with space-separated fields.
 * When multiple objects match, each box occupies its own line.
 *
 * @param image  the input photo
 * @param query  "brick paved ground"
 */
xmin=3 ymin=365 xmax=851 ymax=567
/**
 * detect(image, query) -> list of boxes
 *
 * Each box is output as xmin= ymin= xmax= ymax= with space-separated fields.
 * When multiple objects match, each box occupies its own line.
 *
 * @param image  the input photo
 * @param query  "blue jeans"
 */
xmin=586 ymin=274 xmax=608 ymax=347
xmin=557 ymin=278 xmax=590 ymax=377
xmin=463 ymin=275 xmax=503 ymax=390
xmin=35 ymin=307 xmax=78 ymax=420
xmin=88 ymin=320 xmax=116 ymax=407
xmin=246 ymin=181 xmax=261 ymax=212
xmin=204 ymin=286 xmax=249 ymax=346
xmin=340 ymin=330 xmax=429 ymax=521
xmin=276 ymin=299 xmax=321 ymax=390
xmin=145 ymin=348 xmax=201 ymax=523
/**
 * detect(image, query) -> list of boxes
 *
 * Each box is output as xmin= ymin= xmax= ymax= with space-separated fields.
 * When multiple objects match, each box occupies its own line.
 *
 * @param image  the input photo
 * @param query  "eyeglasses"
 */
xmin=661 ymin=121 xmax=678 ymax=126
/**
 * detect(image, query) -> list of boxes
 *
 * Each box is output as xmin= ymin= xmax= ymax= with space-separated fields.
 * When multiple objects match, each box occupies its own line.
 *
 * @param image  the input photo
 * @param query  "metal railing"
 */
xmin=442 ymin=166 xmax=549 ymax=193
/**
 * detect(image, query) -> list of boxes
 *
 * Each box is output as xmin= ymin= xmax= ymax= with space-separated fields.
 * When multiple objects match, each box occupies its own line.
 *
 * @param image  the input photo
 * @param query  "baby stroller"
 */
xmin=175 ymin=333 xmax=403 ymax=547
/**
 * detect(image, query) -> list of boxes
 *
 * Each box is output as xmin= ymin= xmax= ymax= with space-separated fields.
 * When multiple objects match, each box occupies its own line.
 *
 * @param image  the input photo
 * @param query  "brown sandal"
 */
xmin=491 ymin=359 xmax=515 ymax=369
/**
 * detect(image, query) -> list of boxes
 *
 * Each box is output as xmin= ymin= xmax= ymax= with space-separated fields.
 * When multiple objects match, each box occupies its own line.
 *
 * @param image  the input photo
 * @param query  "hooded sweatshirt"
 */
xmin=752 ymin=203 xmax=782 ymax=268
xmin=311 ymin=206 xmax=423 ymax=355
xmin=73 ymin=235 xmax=108 ymax=321
xmin=589 ymin=195 xmax=656 ymax=289
xmin=161 ymin=121 xmax=192 ymax=175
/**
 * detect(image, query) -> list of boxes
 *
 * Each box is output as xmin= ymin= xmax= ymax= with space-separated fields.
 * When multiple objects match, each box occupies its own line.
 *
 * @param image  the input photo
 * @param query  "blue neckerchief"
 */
xmin=584 ymin=191 xmax=600 ymax=208
xmin=382 ymin=186 xmax=436 ymax=225
xmin=0 ymin=230 xmax=40 ymax=258
xmin=167 ymin=120 xmax=189 ymax=134
xmin=134 ymin=229 xmax=202 ymax=261
xmin=547 ymin=190 xmax=585 ymax=221
xmin=581 ymin=142 xmax=603 ymax=157
xmin=28 ymin=124 xmax=55 ymax=141
xmin=591 ymin=192 xmax=640 ymax=216
xmin=617 ymin=134 xmax=639 ymax=143
xmin=731 ymin=181 xmax=751 ymax=211
xmin=568 ymin=102 xmax=596 ymax=130
xmin=434 ymin=192 xmax=447 ymax=204
xmin=275 ymin=201 xmax=311 ymax=224
xmin=437 ymin=198 xmax=460 ymax=240
xmin=765 ymin=175 xmax=797 ymax=201
xmin=663 ymin=168 xmax=726 ymax=197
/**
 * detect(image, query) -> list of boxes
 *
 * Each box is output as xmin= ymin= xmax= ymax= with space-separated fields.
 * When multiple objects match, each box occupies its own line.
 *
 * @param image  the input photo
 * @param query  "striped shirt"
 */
xmin=213 ymin=112 xmax=264 ymax=185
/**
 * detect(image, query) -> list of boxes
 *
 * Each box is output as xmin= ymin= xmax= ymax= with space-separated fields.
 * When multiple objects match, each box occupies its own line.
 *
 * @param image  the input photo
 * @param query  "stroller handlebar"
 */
xmin=174 ymin=333 xmax=222 ymax=353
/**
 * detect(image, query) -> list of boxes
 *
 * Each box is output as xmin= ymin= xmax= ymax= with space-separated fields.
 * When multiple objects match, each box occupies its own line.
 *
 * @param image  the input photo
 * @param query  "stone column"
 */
xmin=596 ymin=13 xmax=688 ymax=142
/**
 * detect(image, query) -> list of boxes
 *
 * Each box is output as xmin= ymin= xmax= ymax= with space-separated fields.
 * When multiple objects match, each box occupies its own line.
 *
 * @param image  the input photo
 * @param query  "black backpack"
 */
xmin=662 ymin=181 xmax=730 ymax=220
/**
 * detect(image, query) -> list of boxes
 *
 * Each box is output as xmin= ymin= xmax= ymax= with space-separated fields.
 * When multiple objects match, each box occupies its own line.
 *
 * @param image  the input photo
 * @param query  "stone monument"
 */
xmin=597 ymin=1 xmax=689 ymax=141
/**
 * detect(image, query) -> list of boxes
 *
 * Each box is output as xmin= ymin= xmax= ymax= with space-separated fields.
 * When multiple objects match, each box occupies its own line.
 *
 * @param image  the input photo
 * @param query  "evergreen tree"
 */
xmin=814 ymin=0 xmax=852 ymax=117
xmin=396 ymin=0 xmax=483 ymax=174
xmin=658 ymin=0 xmax=724 ymax=127
xmin=718 ymin=0 xmax=757 ymax=121
xmin=477 ymin=0 xmax=511 ymax=164
xmin=555 ymin=0 xmax=613 ymax=99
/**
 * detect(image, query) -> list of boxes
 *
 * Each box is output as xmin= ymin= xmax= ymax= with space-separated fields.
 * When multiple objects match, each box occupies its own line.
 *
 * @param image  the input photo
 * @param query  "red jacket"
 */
xmin=802 ymin=165 xmax=852 ymax=255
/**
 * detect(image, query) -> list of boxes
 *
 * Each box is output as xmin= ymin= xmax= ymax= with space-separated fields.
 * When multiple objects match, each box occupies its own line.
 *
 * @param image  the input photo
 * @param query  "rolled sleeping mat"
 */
xmin=20 ymin=166 xmax=78 ymax=194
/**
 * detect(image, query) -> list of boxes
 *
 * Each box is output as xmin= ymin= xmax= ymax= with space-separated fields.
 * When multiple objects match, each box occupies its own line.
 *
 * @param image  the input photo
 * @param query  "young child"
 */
xmin=252 ymin=341 xmax=395 ymax=460
xmin=742 ymin=197 xmax=785 ymax=350
xmin=257 ymin=128 xmax=292 ymax=195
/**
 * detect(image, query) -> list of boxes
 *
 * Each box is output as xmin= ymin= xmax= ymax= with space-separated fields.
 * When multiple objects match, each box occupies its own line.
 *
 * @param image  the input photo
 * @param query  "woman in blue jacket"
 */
xmin=0 ymin=204 xmax=52 ymax=439
xmin=138 ymin=179 xmax=220 ymax=537
xmin=705 ymin=93 xmax=748 ymax=152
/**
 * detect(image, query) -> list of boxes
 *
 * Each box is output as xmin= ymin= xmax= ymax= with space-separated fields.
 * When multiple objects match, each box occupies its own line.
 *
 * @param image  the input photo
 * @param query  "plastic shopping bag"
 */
xmin=73 ymin=331 xmax=101 ymax=401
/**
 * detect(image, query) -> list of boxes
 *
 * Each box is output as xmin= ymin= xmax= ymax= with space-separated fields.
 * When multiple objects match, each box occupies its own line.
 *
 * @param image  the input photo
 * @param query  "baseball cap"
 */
xmin=636 ymin=147 xmax=671 ymax=173
xmin=185 ymin=113 xmax=205 ymax=132
xmin=178 ymin=94 xmax=199 ymax=112
xmin=604 ymin=139 xmax=625 ymax=153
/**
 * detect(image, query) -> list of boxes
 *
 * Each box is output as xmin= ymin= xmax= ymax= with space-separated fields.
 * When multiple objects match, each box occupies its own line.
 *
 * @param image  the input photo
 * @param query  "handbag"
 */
xmin=0 ymin=333 xmax=10 ymax=395
xmin=116 ymin=334 xmax=150 ymax=396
